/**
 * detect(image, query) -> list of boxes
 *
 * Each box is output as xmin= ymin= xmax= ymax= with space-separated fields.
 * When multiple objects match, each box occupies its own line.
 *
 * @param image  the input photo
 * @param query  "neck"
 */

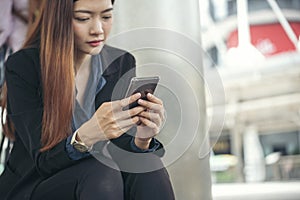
xmin=74 ymin=52 xmax=92 ymax=74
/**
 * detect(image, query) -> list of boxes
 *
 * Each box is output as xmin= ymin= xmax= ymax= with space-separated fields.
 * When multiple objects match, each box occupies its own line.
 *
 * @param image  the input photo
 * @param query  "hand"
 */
xmin=134 ymin=93 xmax=165 ymax=149
xmin=77 ymin=93 xmax=145 ymax=147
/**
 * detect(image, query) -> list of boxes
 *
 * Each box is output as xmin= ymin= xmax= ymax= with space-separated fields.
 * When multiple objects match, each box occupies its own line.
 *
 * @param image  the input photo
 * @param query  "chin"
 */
xmin=89 ymin=44 xmax=105 ymax=55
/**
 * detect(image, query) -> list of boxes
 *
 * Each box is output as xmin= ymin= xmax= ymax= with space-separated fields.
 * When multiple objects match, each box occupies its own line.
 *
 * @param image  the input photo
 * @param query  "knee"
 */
xmin=123 ymin=168 xmax=175 ymax=200
xmin=125 ymin=167 xmax=172 ymax=189
xmin=77 ymin=158 xmax=123 ymax=198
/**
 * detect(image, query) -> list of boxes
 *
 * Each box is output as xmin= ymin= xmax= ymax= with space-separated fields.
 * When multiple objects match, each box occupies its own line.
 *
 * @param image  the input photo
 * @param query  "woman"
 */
xmin=0 ymin=0 xmax=175 ymax=199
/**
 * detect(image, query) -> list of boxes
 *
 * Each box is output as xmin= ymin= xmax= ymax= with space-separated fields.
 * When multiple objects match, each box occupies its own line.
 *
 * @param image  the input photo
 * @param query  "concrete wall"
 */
xmin=108 ymin=0 xmax=212 ymax=199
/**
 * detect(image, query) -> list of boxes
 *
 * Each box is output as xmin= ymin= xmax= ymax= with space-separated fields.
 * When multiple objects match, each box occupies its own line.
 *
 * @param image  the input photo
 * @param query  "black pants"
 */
xmin=30 ymin=157 xmax=175 ymax=200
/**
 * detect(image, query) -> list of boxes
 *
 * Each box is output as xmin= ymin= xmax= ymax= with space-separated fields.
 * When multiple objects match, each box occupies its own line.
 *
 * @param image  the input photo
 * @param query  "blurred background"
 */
xmin=201 ymin=0 xmax=300 ymax=199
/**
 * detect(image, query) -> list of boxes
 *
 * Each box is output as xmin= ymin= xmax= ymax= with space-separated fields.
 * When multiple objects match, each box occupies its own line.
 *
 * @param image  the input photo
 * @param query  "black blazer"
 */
xmin=0 ymin=45 xmax=163 ymax=199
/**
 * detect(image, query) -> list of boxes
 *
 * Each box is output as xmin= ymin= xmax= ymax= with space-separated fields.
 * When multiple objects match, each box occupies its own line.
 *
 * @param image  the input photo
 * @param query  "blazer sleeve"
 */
xmin=5 ymin=49 xmax=75 ymax=178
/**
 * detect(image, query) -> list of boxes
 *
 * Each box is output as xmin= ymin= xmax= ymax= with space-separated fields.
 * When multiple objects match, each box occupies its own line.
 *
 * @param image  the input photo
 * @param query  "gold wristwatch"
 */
xmin=70 ymin=130 xmax=92 ymax=153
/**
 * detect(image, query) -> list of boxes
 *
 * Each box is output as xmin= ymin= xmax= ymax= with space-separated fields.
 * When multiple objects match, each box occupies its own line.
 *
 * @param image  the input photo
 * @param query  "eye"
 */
xmin=74 ymin=17 xmax=89 ymax=22
xmin=102 ymin=15 xmax=112 ymax=21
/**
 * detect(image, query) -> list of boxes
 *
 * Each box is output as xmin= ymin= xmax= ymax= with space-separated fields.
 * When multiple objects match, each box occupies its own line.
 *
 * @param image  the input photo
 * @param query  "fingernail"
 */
xmin=138 ymin=99 xmax=143 ymax=104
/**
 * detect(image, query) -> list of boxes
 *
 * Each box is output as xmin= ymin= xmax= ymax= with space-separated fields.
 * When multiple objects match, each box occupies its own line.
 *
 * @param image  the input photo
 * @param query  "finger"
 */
xmin=119 ymin=93 xmax=141 ymax=108
xmin=137 ymin=93 xmax=163 ymax=111
xmin=138 ymin=99 xmax=165 ymax=122
xmin=146 ymin=93 xmax=163 ymax=105
xmin=138 ymin=111 xmax=161 ymax=127
xmin=137 ymin=98 xmax=163 ymax=112
xmin=117 ymin=106 xmax=145 ymax=120
xmin=139 ymin=117 xmax=160 ymax=134
xmin=117 ymin=116 xmax=140 ymax=130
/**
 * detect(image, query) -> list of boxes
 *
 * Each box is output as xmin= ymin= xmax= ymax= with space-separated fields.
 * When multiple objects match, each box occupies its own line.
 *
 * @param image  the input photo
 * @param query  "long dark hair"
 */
xmin=1 ymin=0 xmax=116 ymax=152
xmin=2 ymin=0 xmax=75 ymax=152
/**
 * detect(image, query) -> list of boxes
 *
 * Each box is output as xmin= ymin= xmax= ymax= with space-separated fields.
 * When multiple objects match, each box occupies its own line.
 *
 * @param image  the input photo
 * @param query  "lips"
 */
xmin=87 ymin=40 xmax=103 ymax=47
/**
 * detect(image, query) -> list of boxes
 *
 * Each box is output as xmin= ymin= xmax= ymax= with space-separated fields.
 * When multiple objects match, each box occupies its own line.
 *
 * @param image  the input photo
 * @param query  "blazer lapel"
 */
xmin=95 ymin=45 xmax=124 ymax=108
xmin=95 ymin=45 xmax=136 ymax=109
xmin=100 ymin=45 xmax=124 ymax=77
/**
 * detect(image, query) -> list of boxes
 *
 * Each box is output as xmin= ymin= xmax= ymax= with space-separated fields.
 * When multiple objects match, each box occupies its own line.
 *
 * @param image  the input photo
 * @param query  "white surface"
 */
xmin=212 ymin=181 xmax=300 ymax=200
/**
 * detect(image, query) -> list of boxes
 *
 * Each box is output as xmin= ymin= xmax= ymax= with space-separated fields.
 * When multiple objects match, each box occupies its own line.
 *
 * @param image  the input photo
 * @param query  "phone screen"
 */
xmin=124 ymin=76 xmax=159 ymax=110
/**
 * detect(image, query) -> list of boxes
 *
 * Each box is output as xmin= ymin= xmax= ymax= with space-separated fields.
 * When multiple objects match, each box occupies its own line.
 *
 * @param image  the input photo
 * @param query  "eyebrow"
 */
xmin=74 ymin=8 xmax=113 ymax=14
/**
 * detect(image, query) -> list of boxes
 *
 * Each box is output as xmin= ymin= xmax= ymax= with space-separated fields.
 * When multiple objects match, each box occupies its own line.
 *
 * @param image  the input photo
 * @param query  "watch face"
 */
xmin=73 ymin=143 xmax=89 ymax=153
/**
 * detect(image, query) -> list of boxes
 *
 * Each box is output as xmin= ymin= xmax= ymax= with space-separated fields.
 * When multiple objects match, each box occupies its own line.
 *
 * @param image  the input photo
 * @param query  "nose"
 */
xmin=90 ymin=19 xmax=103 ymax=35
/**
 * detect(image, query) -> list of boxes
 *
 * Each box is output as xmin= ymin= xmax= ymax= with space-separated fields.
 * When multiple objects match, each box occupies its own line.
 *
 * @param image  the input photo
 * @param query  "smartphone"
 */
xmin=124 ymin=76 xmax=160 ymax=110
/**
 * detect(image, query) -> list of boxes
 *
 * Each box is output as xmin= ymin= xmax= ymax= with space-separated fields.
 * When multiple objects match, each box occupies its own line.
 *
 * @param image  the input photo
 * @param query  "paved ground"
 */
xmin=212 ymin=181 xmax=300 ymax=200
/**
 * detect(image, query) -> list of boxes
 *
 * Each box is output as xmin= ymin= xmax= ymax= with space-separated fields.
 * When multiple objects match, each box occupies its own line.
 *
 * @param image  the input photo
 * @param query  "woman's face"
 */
xmin=73 ymin=0 xmax=113 ymax=57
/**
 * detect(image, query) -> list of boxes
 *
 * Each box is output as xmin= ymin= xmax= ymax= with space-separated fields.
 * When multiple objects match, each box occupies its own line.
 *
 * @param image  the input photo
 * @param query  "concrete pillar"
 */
xmin=243 ymin=126 xmax=266 ymax=182
xmin=231 ymin=125 xmax=245 ymax=182
xmin=108 ymin=0 xmax=212 ymax=199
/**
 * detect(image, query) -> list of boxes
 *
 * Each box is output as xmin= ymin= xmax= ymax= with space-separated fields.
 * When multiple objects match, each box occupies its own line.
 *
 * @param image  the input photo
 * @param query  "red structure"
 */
xmin=227 ymin=22 xmax=300 ymax=57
